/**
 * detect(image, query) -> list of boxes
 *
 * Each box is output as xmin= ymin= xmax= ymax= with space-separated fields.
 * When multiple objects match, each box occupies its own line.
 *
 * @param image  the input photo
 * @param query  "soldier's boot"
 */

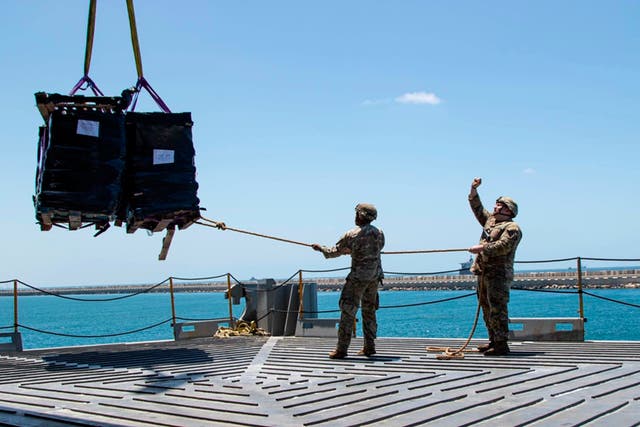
xmin=484 ymin=341 xmax=510 ymax=356
xmin=357 ymin=341 xmax=376 ymax=356
xmin=329 ymin=348 xmax=348 ymax=359
xmin=476 ymin=341 xmax=493 ymax=352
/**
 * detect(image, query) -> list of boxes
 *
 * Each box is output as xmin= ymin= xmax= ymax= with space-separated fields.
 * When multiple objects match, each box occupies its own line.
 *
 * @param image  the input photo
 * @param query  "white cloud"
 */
xmin=523 ymin=168 xmax=536 ymax=174
xmin=395 ymin=91 xmax=441 ymax=105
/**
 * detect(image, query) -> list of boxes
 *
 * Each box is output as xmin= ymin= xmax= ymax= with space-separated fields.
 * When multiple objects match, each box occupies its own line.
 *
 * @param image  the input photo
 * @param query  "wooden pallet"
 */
xmin=36 ymin=209 xmax=112 ymax=232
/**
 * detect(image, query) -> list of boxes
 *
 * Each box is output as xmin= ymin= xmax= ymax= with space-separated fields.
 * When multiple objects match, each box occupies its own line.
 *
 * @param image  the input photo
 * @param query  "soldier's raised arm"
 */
xmin=469 ymin=177 xmax=482 ymax=198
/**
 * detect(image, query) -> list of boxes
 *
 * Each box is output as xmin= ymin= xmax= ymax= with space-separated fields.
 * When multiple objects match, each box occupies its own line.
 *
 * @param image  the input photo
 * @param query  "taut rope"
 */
xmin=381 ymin=248 xmax=469 ymax=255
xmin=197 ymin=217 xmax=470 ymax=255
xmin=197 ymin=217 xmax=313 ymax=248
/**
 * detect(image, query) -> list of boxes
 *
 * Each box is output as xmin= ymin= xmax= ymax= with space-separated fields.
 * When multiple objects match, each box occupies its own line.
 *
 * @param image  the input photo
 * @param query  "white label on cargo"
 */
xmin=153 ymin=149 xmax=175 ymax=165
xmin=77 ymin=120 xmax=100 ymax=137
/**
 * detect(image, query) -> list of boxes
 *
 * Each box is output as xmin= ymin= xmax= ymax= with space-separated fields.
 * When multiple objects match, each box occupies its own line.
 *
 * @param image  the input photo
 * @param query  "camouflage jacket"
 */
xmin=319 ymin=224 xmax=385 ymax=282
xmin=469 ymin=194 xmax=522 ymax=279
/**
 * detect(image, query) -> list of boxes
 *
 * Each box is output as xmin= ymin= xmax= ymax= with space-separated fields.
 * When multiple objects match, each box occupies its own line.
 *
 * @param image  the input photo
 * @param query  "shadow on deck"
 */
xmin=0 ymin=336 xmax=639 ymax=426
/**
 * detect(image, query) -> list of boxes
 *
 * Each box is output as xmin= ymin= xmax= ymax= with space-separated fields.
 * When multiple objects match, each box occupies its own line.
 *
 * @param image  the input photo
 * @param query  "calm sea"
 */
xmin=1 ymin=289 xmax=638 ymax=350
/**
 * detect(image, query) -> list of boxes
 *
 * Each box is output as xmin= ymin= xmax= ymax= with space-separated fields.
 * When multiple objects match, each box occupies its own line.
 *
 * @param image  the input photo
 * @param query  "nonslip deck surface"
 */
xmin=0 ymin=337 xmax=639 ymax=426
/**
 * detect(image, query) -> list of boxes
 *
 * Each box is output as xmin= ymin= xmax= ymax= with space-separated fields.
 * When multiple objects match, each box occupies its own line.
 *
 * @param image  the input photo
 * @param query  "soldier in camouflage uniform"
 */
xmin=312 ymin=203 xmax=385 ymax=359
xmin=468 ymin=178 xmax=522 ymax=356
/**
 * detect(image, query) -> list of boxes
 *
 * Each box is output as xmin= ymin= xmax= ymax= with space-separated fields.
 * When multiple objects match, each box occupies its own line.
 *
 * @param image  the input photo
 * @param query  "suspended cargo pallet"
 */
xmin=34 ymin=92 xmax=130 ymax=232
xmin=31 ymin=1 xmax=202 ymax=260
xmin=122 ymin=112 xmax=201 ymax=234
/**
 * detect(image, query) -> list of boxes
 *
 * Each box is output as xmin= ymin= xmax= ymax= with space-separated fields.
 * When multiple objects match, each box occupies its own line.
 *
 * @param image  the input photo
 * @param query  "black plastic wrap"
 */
xmin=34 ymin=108 xmax=127 ymax=229
xmin=123 ymin=112 xmax=200 ymax=233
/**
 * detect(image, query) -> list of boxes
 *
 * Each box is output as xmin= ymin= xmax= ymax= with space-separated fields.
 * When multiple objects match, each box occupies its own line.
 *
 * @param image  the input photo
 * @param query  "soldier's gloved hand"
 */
xmin=469 ymin=244 xmax=484 ymax=254
xmin=215 ymin=222 xmax=227 ymax=230
xmin=312 ymin=244 xmax=322 ymax=252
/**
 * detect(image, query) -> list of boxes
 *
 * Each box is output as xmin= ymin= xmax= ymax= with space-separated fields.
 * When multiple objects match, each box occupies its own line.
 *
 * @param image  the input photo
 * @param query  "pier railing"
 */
xmin=1 ymin=256 xmax=639 ymax=351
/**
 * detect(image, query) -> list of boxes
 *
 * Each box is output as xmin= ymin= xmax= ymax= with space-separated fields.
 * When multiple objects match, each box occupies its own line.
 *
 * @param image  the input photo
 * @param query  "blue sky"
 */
xmin=1 ymin=1 xmax=638 ymax=287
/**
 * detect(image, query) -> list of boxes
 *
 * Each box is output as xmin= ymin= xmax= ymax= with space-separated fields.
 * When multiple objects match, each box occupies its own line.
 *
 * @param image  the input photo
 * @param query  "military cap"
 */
xmin=355 ymin=203 xmax=377 ymax=221
xmin=496 ymin=196 xmax=518 ymax=218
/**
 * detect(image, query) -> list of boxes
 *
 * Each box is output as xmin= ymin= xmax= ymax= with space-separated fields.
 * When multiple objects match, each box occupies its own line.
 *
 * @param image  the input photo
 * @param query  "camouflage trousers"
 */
xmin=477 ymin=272 xmax=511 ymax=342
xmin=336 ymin=276 xmax=379 ymax=352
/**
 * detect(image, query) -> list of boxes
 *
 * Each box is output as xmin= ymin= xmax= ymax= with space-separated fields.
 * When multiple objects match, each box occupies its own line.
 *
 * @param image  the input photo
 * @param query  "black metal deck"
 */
xmin=0 ymin=337 xmax=639 ymax=426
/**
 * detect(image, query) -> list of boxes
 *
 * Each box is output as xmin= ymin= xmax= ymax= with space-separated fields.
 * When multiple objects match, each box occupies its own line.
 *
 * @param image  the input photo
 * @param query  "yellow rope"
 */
xmin=426 ymin=301 xmax=481 ymax=360
xmin=83 ymin=0 xmax=97 ymax=76
xmin=214 ymin=321 xmax=269 ymax=338
xmin=126 ymin=0 xmax=144 ymax=78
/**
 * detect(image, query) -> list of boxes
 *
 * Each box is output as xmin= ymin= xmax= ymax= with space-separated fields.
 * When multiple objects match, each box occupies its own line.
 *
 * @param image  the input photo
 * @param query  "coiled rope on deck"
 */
xmin=425 ymin=301 xmax=481 ymax=360
xmin=214 ymin=320 xmax=269 ymax=338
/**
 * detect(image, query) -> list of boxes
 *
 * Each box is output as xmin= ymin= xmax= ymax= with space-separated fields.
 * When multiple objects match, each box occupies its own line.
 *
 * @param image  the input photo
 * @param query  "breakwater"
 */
xmin=317 ymin=269 xmax=640 ymax=291
xmin=2 ymin=269 xmax=639 ymax=296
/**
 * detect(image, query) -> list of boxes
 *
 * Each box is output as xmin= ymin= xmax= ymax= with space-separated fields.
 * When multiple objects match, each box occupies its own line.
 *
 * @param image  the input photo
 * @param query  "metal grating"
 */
xmin=0 ymin=337 xmax=638 ymax=426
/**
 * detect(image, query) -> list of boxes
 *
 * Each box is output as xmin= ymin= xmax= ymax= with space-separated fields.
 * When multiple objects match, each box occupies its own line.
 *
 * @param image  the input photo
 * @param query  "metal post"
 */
xmin=576 ymin=257 xmax=585 ymax=319
xmin=13 ymin=280 xmax=18 ymax=333
xmin=169 ymin=277 xmax=177 ymax=326
xmin=226 ymin=273 xmax=234 ymax=327
xmin=298 ymin=270 xmax=304 ymax=320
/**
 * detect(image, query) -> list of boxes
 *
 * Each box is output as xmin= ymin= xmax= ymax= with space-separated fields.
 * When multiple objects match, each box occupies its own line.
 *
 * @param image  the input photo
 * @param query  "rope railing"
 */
xmin=228 ymin=270 xmax=301 ymax=293
xmin=228 ymin=273 xmax=244 ymax=285
xmin=582 ymin=257 xmax=640 ymax=262
xmin=175 ymin=315 xmax=238 ymax=322
xmin=300 ymin=267 xmax=351 ymax=274
xmin=511 ymin=287 xmax=579 ymax=294
xmin=12 ymin=278 xmax=170 ymax=302
xmin=171 ymin=273 xmax=229 ymax=281
xmin=380 ymin=292 xmax=476 ymax=309
xmin=582 ymin=290 xmax=640 ymax=308
xmin=1 ymin=255 xmax=638 ymax=348
xmin=268 ymin=292 xmax=479 ymax=314
xmin=514 ymin=257 xmax=580 ymax=264
xmin=2 ymin=261 xmax=639 ymax=303
xmin=17 ymin=318 xmax=173 ymax=339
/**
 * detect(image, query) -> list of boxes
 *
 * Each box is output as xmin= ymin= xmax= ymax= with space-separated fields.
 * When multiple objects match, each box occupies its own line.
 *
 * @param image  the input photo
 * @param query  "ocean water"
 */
xmin=1 ymin=289 xmax=638 ymax=350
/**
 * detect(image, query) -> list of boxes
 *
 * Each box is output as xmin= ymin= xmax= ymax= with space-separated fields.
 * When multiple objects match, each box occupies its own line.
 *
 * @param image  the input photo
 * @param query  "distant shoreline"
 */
xmin=2 ymin=270 xmax=639 ymax=296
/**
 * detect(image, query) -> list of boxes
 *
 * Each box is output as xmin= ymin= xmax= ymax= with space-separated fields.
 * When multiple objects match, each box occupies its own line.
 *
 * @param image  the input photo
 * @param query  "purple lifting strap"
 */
xmin=69 ymin=75 xmax=104 ymax=96
xmin=130 ymin=77 xmax=171 ymax=113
